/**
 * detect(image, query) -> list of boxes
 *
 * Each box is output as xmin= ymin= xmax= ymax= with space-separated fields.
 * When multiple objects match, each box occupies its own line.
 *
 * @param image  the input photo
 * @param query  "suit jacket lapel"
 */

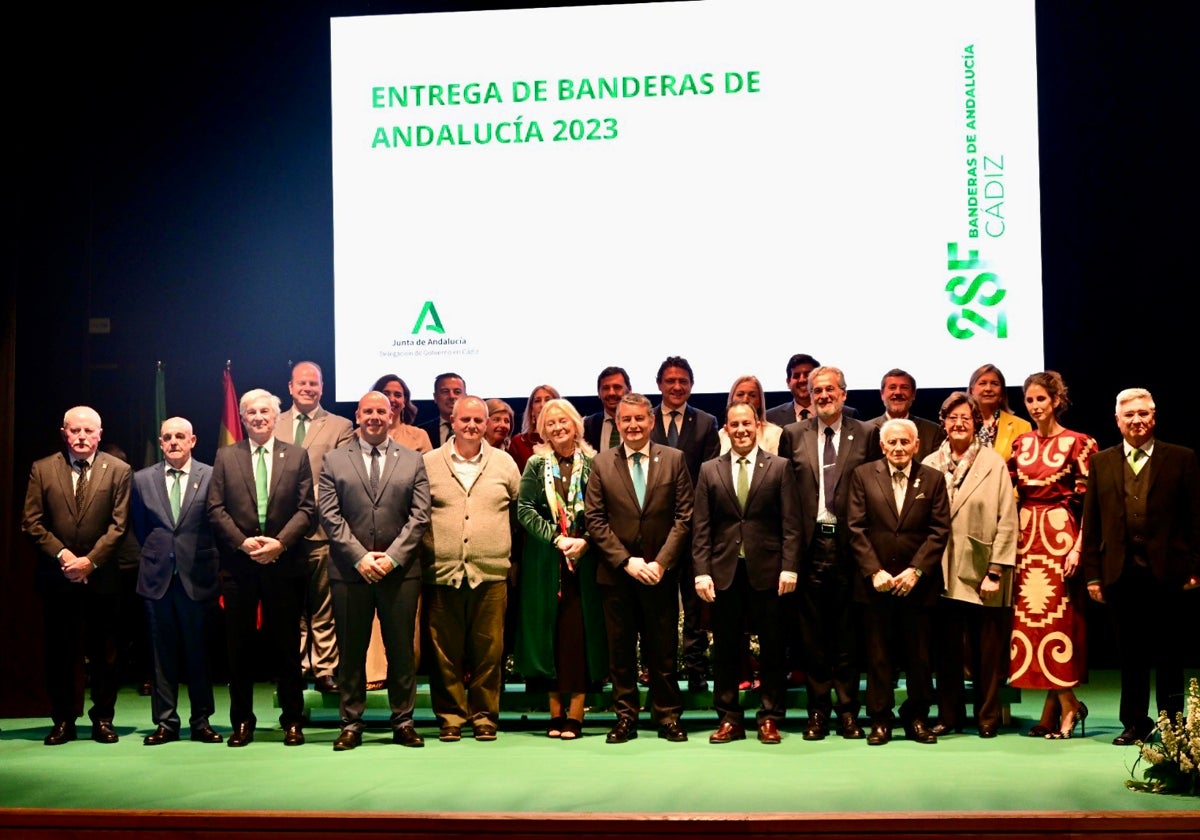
xmin=345 ymin=438 xmax=371 ymax=498
xmin=178 ymin=463 xmax=205 ymax=526
xmin=304 ymin=408 xmax=328 ymax=450
xmin=746 ymin=451 xmax=771 ymax=509
xmin=377 ymin=439 xmax=402 ymax=500
xmin=950 ymin=458 xmax=986 ymax=517
xmin=874 ymin=462 xmax=900 ymax=521
xmin=804 ymin=425 xmax=821 ymax=491
xmin=57 ymin=454 xmax=79 ymax=517
xmin=151 ymin=462 xmax=174 ymax=525
xmin=238 ymin=441 xmax=260 ymax=508
xmin=613 ymin=447 xmax=641 ymax=510
xmin=78 ymin=454 xmax=108 ymax=518
xmin=715 ymin=453 xmax=738 ymax=509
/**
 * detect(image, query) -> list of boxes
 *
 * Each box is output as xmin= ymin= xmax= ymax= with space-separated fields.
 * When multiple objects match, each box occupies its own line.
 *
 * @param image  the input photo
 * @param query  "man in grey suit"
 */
xmin=22 ymin=405 xmax=132 ymax=745
xmin=866 ymin=368 xmax=946 ymax=463
xmin=777 ymin=366 xmax=876 ymax=741
xmin=277 ymin=360 xmax=354 ymax=694
xmin=693 ymin=403 xmax=801 ymax=745
xmin=582 ymin=365 xmax=630 ymax=453
xmin=130 ymin=416 xmax=223 ymax=745
xmin=208 ymin=388 xmax=315 ymax=747
xmin=319 ymin=391 xmax=431 ymax=751
xmin=586 ymin=393 xmax=694 ymax=744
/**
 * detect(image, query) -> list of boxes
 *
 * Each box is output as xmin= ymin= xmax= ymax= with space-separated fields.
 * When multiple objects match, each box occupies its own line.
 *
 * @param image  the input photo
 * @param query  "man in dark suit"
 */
xmin=1082 ymin=388 xmax=1200 ymax=745
xmin=766 ymin=353 xmax=858 ymax=428
xmin=22 ymin=406 xmax=132 ymax=745
xmin=319 ymin=391 xmax=431 ymax=751
xmin=650 ymin=355 xmax=719 ymax=691
xmin=277 ymin=360 xmax=354 ymax=695
xmin=207 ymin=388 xmax=315 ymax=747
xmin=586 ymin=393 xmax=694 ymax=743
xmin=693 ymin=403 xmax=801 ymax=745
xmin=848 ymin=418 xmax=950 ymax=745
xmin=582 ymin=365 xmax=630 ymax=454
xmin=777 ymin=365 xmax=876 ymax=740
xmin=866 ymin=368 xmax=946 ymax=463
xmin=417 ymin=372 xmax=465 ymax=447
xmin=130 ymin=416 xmax=223 ymax=745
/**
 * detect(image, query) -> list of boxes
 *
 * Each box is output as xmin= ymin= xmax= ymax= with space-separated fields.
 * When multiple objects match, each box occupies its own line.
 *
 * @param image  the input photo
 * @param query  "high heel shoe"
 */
xmin=1046 ymin=702 xmax=1088 ymax=739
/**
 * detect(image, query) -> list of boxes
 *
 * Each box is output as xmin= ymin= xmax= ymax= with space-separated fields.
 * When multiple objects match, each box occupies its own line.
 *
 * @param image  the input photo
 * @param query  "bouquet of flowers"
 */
xmin=1126 ymin=677 xmax=1200 ymax=796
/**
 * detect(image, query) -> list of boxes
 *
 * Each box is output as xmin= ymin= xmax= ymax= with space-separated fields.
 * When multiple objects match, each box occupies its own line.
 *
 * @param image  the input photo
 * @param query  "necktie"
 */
xmin=168 ymin=468 xmax=183 ymax=523
xmin=892 ymin=469 xmax=907 ymax=510
xmin=74 ymin=460 xmax=89 ymax=510
xmin=443 ymin=422 xmax=453 ymax=444
xmin=822 ymin=427 xmax=836 ymax=507
xmin=608 ymin=417 xmax=620 ymax=449
xmin=667 ymin=411 xmax=680 ymax=447
xmin=369 ymin=446 xmax=381 ymax=497
xmin=632 ymin=452 xmax=646 ymax=507
xmin=736 ymin=456 xmax=749 ymax=510
xmin=295 ymin=414 xmax=309 ymax=446
xmin=800 ymin=408 xmax=810 ymax=421
xmin=255 ymin=446 xmax=269 ymax=532
xmin=1129 ymin=448 xmax=1146 ymax=475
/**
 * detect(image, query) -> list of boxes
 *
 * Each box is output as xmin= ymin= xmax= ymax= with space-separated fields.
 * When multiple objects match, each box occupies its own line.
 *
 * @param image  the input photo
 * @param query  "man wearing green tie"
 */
xmin=207 ymin=389 xmax=315 ymax=748
xmin=130 ymin=417 xmax=223 ymax=746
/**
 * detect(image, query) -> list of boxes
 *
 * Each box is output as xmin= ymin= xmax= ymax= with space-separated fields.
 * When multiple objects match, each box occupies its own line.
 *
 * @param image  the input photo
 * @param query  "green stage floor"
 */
xmin=1 ymin=670 xmax=1197 ymax=815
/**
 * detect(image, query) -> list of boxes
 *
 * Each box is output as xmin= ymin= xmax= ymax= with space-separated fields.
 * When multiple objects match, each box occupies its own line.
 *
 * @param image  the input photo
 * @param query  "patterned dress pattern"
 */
xmin=1007 ymin=429 xmax=1097 ymax=689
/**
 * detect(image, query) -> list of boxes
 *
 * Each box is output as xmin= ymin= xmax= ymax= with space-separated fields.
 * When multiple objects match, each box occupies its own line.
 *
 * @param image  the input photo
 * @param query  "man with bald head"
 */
xmin=22 ymin=406 xmax=132 ymax=745
xmin=421 ymin=395 xmax=520 ymax=742
xmin=319 ymin=392 xmax=431 ymax=750
xmin=277 ymin=360 xmax=354 ymax=695
xmin=130 ymin=417 xmax=222 ymax=745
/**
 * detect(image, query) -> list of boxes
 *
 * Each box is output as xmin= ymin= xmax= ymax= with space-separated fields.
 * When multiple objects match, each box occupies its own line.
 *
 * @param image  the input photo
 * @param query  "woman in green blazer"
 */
xmin=515 ymin=398 xmax=607 ymax=739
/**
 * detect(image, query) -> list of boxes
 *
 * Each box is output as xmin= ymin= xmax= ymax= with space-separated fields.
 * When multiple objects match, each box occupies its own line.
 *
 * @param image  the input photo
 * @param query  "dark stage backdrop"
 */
xmin=3 ymin=2 xmax=1192 ymax=714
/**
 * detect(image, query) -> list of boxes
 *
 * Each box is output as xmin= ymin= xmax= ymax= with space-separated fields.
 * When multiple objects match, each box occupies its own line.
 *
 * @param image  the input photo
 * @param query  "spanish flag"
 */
xmin=218 ymin=362 xmax=244 ymax=447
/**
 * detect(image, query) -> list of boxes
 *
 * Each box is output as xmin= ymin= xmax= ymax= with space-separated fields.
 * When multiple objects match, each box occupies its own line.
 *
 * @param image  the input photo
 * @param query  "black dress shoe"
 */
xmin=313 ymin=674 xmax=338 ymax=694
xmin=333 ymin=729 xmax=361 ymax=751
xmin=687 ymin=673 xmax=709 ymax=693
xmin=91 ymin=720 xmax=119 ymax=744
xmin=658 ymin=721 xmax=688 ymax=742
xmin=978 ymin=725 xmax=998 ymax=739
xmin=803 ymin=711 xmax=829 ymax=741
xmin=227 ymin=721 xmax=254 ymax=748
xmin=283 ymin=724 xmax=305 ymax=746
xmin=1112 ymin=722 xmax=1153 ymax=746
xmin=867 ymin=723 xmax=891 ymax=745
xmin=394 ymin=726 xmax=425 ymax=748
xmin=44 ymin=721 xmax=77 ymax=746
xmin=190 ymin=725 xmax=223 ymax=743
xmin=838 ymin=712 xmax=864 ymax=739
xmin=473 ymin=723 xmax=498 ymax=741
xmin=905 ymin=720 xmax=938 ymax=744
xmin=606 ymin=717 xmax=638 ymax=744
xmin=709 ymin=721 xmax=746 ymax=744
xmin=143 ymin=725 xmax=179 ymax=746
xmin=439 ymin=725 xmax=462 ymax=742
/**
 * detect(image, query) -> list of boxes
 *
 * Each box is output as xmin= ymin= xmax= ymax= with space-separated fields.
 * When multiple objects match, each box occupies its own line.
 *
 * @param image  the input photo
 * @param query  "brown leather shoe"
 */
xmin=190 ymin=724 xmax=223 ymax=743
xmin=143 ymin=724 xmax=179 ymax=746
xmin=905 ymin=719 xmax=938 ymax=744
xmin=91 ymin=720 xmax=119 ymax=744
xmin=393 ymin=726 xmax=425 ymax=748
xmin=283 ymin=724 xmax=305 ymax=746
xmin=439 ymin=725 xmax=462 ymax=742
xmin=606 ymin=717 xmax=638 ymax=744
xmin=227 ymin=721 xmax=254 ymax=747
xmin=757 ymin=720 xmax=782 ymax=744
xmin=333 ymin=729 xmax=361 ymax=751
xmin=473 ymin=722 xmax=498 ymax=741
xmin=313 ymin=674 xmax=338 ymax=694
xmin=867 ymin=722 xmax=891 ymax=745
xmin=44 ymin=721 xmax=77 ymax=746
xmin=709 ymin=721 xmax=746 ymax=744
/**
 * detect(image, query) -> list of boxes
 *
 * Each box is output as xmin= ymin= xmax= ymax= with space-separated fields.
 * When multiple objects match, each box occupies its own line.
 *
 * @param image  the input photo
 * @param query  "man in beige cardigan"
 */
xmin=422 ymin=395 xmax=520 ymax=742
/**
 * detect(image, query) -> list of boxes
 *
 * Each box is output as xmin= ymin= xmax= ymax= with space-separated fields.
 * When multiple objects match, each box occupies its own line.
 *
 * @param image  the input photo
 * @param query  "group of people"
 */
xmin=20 ymin=354 xmax=1198 ymax=751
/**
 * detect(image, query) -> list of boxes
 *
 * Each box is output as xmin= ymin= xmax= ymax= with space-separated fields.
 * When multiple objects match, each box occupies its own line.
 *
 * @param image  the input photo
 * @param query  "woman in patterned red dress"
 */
xmin=1008 ymin=371 xmax=1097 ymax=739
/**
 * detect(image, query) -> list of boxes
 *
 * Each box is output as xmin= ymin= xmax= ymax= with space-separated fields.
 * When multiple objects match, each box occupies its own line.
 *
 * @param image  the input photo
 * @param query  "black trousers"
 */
xmin=711 ymin=560 xmax=785 ymax=725
xmin=602 ymin=566 xmax=683 ymax=725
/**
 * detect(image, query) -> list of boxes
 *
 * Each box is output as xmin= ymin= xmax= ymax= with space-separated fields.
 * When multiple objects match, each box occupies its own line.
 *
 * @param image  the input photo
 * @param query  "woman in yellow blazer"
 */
xmin=968 ymin=364 xmax=1031 ymax=461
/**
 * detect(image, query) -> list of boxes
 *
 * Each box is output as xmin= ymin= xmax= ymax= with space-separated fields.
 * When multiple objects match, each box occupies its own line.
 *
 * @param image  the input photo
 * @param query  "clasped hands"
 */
xmin=874 ymin=567 xmax=920 ymax=596
xmin=356 ymin=552 xmax=394 ymax=583
xmin=241 ymin=535 xmax=284 ymax=564
xmin=58 ymin=549 xmax=93 ymax=583
xmin=624 ymin=556 xmax=663 ymax=585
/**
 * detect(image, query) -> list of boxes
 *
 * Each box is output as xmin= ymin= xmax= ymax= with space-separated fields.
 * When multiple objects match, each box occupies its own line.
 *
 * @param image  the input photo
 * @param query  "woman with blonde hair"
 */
xmin=717 ymin=374 xmax=782 ymax=455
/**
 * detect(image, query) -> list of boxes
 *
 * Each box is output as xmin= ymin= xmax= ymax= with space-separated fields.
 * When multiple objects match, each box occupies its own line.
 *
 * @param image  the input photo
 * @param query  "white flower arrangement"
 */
xmin=1127 ymin=677 xmax=1200 ymax=796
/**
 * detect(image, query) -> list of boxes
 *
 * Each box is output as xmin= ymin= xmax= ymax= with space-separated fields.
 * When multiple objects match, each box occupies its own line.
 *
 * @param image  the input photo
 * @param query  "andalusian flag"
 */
xmin=218 ymin=362 xmax=244 ymax=447
xmin=143 ymin=361 xmax=167 ymax=466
